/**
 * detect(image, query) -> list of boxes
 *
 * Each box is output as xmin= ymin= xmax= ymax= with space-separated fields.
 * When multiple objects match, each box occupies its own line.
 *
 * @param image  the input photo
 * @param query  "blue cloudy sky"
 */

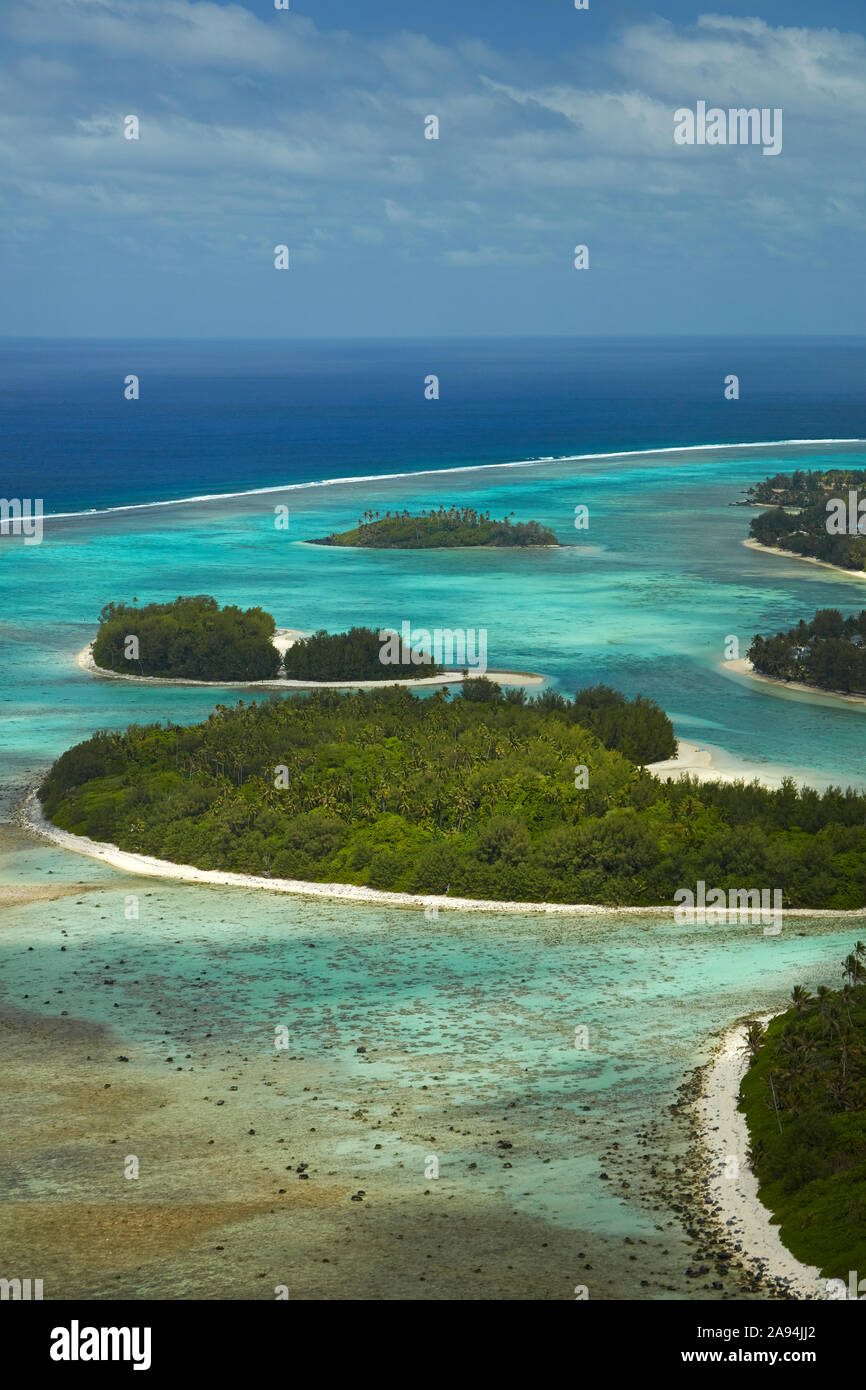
xmin=1 ymin=0 xmax=864 ymax=337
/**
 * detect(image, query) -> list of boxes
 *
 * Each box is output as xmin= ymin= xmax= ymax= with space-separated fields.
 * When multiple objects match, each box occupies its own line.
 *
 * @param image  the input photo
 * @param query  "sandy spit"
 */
xmin=75 ymin=638 xmax=543 ymax=692
xmin=723 ymin=656 xmax=866 ymax=712
xmin=743 ymin=537 xmax=866 ymax=583
xmin=696 ymin=1017 xmax=833 ymax=1300
xmin=19 ymin=792 xmax=866 ymax=919
xmin=647 ymin=738 xmax=787 ymax=790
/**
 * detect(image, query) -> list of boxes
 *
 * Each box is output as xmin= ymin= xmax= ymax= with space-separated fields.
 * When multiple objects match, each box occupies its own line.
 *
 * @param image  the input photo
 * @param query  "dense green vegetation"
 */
xmin=311 ymin=506 xmax=558 ymax=548
xmin=283 ymin=627 xmax=441 ymax=681
xmin=743 ymin=468 xmax=866 ymax=510
xmin=748 ymin=608 xmax=866 ymax=695
xmin=93 ymin=596 xmax=281 ymax=682
xmin=38 ymin=683 xmax=866 ymax=907
xmin=746 ymin=468 xmax=866 ymax=572
xmin=739 ymin=945 xmax=866 ymax=1279
xmin=571 ymin=685 xmax=676 ymax=765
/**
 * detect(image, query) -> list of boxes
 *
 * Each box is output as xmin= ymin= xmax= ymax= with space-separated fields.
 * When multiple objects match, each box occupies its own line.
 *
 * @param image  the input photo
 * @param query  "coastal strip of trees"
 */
xmin=745 ymin=468 xmax=866 ymax=572
xmin=311 ymin=506 xmax=558 ymax=549
xmin=748 ymin=608 xmax=866 ymax=695
xmin=743 ymin=468 xmax=866 ymax=510
xmin=93 ymin=596 xmax=281 ymax=682
xmin=38 ymin=681 xmax=866 ymax=908
xmin=739 ymin=944 xmax=866 ymax=1280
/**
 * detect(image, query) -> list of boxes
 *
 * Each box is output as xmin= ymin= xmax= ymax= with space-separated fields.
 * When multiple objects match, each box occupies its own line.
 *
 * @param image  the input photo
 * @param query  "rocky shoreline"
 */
xmin=689 ymin=1019 xmax=827 ymax=1299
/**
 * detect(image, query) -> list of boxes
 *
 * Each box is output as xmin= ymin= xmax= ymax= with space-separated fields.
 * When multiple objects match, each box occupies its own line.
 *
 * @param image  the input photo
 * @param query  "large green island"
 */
xmin=37 ymin=681 xmax=866 ymax=907
xmin=311 ymin=506 xmax=558 ymax=548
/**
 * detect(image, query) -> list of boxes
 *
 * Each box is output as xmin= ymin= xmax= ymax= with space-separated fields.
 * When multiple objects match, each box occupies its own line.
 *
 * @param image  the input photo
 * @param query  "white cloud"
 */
xmin=0 ymin=3 xmax=864 ymax=276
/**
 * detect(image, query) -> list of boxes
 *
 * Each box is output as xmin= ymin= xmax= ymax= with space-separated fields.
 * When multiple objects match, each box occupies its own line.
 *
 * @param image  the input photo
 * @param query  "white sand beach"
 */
xmin=723 ymin=656 xmax=866 ymax=711
xmin=697 ymin=1018 xmax=831 ymax=1299
xmin=19 ymin=791 xmax=866 ymax=919
xmin=744 ymin=536 xmax=866 ymax=582
xmin=76 ymin=635 xmax=544 ymax=692
xmin=646 ymin=738 xmax=786 ymax=789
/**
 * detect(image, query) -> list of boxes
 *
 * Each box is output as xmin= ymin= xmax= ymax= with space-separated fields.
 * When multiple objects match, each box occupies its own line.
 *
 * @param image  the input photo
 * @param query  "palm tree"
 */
xmin=790 ymin=984 xmax=813 ymax=1014
xmin=826 ymin=998 xmax=845 ymax=1039
xmin=765 ymin=1067 xmax=784 ymax=1135
xmin=743 ymin=1020 xmax=765 ymax=1059
xmin=815 ymin=984 xmax=833 ymax=1036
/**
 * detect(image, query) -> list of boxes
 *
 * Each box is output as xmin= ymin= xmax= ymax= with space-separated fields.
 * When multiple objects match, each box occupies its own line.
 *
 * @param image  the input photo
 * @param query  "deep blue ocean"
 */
xmin=3 ymin=337 xmax=865 ymax=512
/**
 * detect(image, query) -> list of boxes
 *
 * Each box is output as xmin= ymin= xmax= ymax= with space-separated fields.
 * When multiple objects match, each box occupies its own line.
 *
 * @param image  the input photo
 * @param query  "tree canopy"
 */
xmin=748 ymin=608 xmax=866 ymax=694
xmin=283 ymin=627 xmax=441 ymax=681
xmin=93 ymin=596 xmax=280 ymax=681
xmin=311 ymin=506 xmax=558 ymax=549
xmin=740 ymin=942 xmax=866 ymax=1279
xmin=746 ymin=468 xmax=866 ymax=572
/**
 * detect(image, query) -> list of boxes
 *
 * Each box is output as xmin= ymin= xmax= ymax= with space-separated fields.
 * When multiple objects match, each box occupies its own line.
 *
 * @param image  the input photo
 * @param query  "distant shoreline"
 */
xmin=724 ymin=656 xmax=866 ymax=711
xmin=301 ymin=540 xmax=560 ymax=551
xmin=743 ymin=536 xmax=866 ymax=582
xmin=75 ymin=638 xmax=544 ymax=692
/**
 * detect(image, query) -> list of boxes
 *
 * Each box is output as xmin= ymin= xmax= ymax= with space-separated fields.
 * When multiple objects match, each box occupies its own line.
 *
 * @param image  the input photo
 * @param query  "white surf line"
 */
xmin=42 ymin=439 xmax=866 ymax=521
xmin=697 ymin=1017 xmax=830 ymax=1300
xmin=18 ymin=791 xmax=866 ymax=918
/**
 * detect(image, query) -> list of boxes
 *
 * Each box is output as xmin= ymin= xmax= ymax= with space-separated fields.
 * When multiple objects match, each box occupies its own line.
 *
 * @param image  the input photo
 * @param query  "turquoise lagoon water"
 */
xmin=3 ymin=440 xmax=866 ymax=1296
xmin=3 ymin=440 xmax=866 ymax=807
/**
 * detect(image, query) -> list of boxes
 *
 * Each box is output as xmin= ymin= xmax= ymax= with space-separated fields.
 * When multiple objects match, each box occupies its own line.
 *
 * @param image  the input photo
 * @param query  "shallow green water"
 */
xmin=3 ymin=442 xmax=866 ymax=1294
xmin=0 ymin=829 xmax=858 ymax=1255
xmin=4 ymin=442 xmax=866 ymax=814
